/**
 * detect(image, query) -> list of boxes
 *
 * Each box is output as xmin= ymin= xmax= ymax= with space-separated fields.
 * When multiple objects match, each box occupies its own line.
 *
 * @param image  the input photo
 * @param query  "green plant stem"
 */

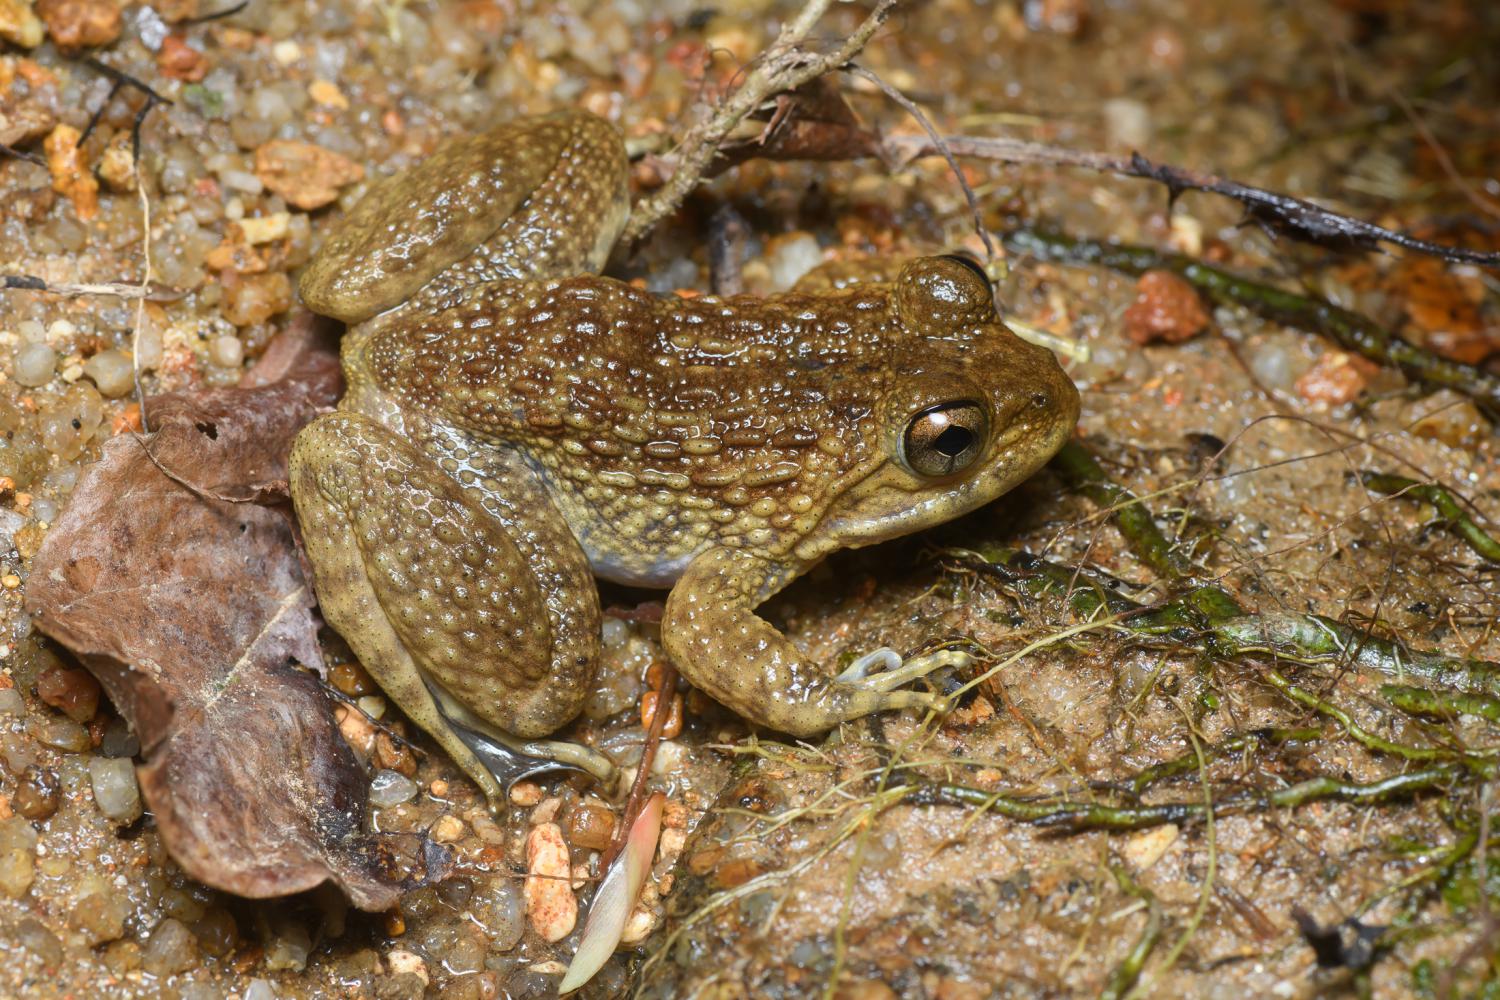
xmin=1360 ymin=470 xmax=1500 ymax=563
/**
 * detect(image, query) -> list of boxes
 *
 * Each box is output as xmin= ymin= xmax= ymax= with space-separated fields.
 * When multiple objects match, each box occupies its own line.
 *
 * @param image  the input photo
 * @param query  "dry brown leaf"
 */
xmin=26 ymin=316 xmax=426 ymax=910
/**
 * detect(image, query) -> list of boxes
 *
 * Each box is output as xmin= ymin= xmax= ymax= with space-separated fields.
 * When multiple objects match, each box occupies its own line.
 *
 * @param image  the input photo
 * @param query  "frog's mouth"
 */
xmin=794 ymin=389 xmax=1076 ymax=563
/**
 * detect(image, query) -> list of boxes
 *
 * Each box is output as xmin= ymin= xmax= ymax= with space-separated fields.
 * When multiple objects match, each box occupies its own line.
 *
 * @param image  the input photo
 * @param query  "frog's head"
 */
xmin=796 ymin=255 xmax=1080 ymax=561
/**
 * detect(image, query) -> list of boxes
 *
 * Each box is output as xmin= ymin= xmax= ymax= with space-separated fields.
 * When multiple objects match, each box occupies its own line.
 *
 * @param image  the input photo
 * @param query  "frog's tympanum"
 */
xmin=290 ymin=110 xmax=1080 ymax=808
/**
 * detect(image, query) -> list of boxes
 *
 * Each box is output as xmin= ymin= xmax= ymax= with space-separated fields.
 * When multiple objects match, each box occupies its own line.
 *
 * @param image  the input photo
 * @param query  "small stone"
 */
xmin=619 ymin=902 xmax=657 ymax=945
xmin=1410 ymin=389 xmax=1492 ymax=451
xmin=263 ymin=918 xmax=310 ymax=971
xmin=530 ymin=796 xmax=562 ymax=826
xmin=524 ymin=822 xmax=576 ymax=942
xmin=30 ymin=714 xmax=91 ymax=752
xmin=36 ymin=0 xmax=120 ymax=47
xmin=1120 ymin=823 xmax=1179 ymax=872
xmin=0 ymin=688 xmax=23 ymax=716
xmin=368 ymin=769 xmax=417 ymax=808
xmin=35 ymin=664 xmax=101 ymax=721
xmin=209 ymin=334 xmax=243 ymax=368
xmin=1121 ymin=270 xmax=1209 ymax=345
xmin=0 ymin=0 xmax=44 ymax=47
xmin=82 ymin=349 xmax=136 ymax=398
xmin=387 ymin=948 xmax=429 ymax=985
xmin=14 ymin=341 xmax=57 ymax=387
xmin=235 ymin=212 xmax=290 ymax=245
xmin=70 ymin=890 xmax=128 ymax=945
xmin=429 ymin=814 xmax=465 ymax=844
xmin=308 ymin=78 xmax=348 ymax=109
xmin=88 ymin=755 xmax=143 ymax=824
xmin=469 ymin=878 xmax=525 ymax=950
xmin=244 ymin=980 xmax=278 ymax=1000
xmin=141 ymin=917 xmax=198 ymax=976
xmin=253 ymin=140 xmax=364 ymax=210
xmin=335 ymin=703 xmax=376 ymax=757
xmin=14 ymin=766 xmax=60 ymax=820
xmin=509 ymin=780 xmax=542 ymax=807
xmin=15 ymin=916 xmax=62 ymax=968
xmin=1295 ymin=350 xmax=1381 ymax=407
xmin=0 ymin=815 xmax=38 ymax=898
xmin=156 ymin=33 xmax=207 ymax=81
xmin=219 ymin=271 xmax=292 ymax=327
xmin=567 ymin=801 xmax=615 ymax=852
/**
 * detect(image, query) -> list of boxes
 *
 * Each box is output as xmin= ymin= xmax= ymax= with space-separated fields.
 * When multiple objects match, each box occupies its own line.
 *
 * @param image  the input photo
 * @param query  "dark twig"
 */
xmin=844 ymin=64 xmax=995 ymax=262
xmin=80 ymin=57 xmax=173 ymax=165
xmin=184 ymin=0 xmax=250 ymax=24
xmin=0 ymin=274 xmax=176 ymax=300
xmin=600 ymin=663 xmax=677 ymax=870
xmin=0 ymin=142 xmax=46 ymax=166
xmin=1100 ymin=864 xmax=1163 ymax=1000
xmin=887 ymin=135 xmax=1500 ymax=267
xmin=1006 ymin=229 xmax=1500 ymax=418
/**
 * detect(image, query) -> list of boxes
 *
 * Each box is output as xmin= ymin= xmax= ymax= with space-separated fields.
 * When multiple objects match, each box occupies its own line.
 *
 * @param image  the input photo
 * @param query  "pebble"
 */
xmin=762 ymin=232 xmax=823 ymax=292
xmin=14 ymin=342 xmax=57 ymax=387
xmin=253 ymin=139 xmax=364 ymax=210
xmin=524 ymin=822 xmax=576 ymax=942
xmin=82 ymin=349 xmax=136 ymax=398
xmin=567 ymin=800 xmax=615 ymax=852
xmin=15 ymin=916 xmax=62 ymax=967
xmin=469 ymin=877 xmax=525 ymax=951
xmin=209 ymin=334 xmax=243 ymax=368
xmin=14 ymin=765 xmax=60 ymax=820
xmin=244 ymin=980 xmax=279 ymax=1000
xmin=70 ymin=889 xmax=128 ymax=945
xmin=0 ymin=687 xmax=23 ymax=715
xmin=1294 ymin=350 xmax=1380 ymax=407
xmin=509 ymin=780 xmax=542 ymax=807
xmin=141 ymin=917 xmax=198 ymax=976
xmin=0 ymin=0 xmax=45 ymax=47
xmin=263 ymin=918 xmax=311 ymax=971
xmin=88 ymin=755 xmax=143 ymax=824
xmin=386 ymin=948 xmax=429 ymax=985
xmin=36 ymin=0 xmax=122 ymax=48
xmin=0 ymin=814 xmax=38 ymax=898
xmin=429 ymin=814 xmax=465 ymax=843
xmin=1121 ymin=270 xmax=1209 ymax=345
xmin=1120 ymin=823 xmax=1179 ymax=872
xmin=368 ymin=769 xmax=417 ymax=808
xmin=30 ymin=714 xmax=90 ymax=752
xmin=35 ymin=664 xmax=101 ymax=721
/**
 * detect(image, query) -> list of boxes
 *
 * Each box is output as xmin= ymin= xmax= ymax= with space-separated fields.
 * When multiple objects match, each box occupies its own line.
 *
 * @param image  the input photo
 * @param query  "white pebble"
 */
xmin=88 ymin=757 xmax=143 ymax=825
xmin=209 ymin=335 xmax=243 ymax=368
xmin=13 ymin=343 xmax=56 ymax=387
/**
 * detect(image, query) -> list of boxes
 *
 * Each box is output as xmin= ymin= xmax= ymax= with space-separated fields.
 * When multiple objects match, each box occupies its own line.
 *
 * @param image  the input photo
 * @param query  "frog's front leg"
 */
xmin=662 ymin=548 xmax=960 ymax=737
xmin=290 ymin=412 xmax=608 ymax=810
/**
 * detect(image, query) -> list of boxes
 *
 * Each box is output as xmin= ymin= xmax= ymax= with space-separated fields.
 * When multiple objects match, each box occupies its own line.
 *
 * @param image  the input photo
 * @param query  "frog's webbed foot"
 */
xmin=427 ymin=679 xmax=620 ymax=792
xmin=663 ymin=548 xmax=963 ymax=737
xmin=836 ymin=647 xmax=971 ymax=693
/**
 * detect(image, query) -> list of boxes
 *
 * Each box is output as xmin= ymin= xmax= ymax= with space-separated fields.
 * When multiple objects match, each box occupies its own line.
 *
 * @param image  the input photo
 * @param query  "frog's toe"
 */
xmin=840 ymin=648 xmax=972 ymax=693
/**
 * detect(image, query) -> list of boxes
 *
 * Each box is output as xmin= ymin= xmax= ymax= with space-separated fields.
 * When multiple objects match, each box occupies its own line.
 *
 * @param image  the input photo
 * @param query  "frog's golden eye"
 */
xmin=900 ymin=401 xmax=989 ymax=478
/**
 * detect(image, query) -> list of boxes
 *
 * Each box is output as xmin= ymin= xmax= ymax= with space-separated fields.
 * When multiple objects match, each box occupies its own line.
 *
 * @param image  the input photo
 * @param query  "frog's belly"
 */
xmin=583 ymin=545 xmax=694 ymax=589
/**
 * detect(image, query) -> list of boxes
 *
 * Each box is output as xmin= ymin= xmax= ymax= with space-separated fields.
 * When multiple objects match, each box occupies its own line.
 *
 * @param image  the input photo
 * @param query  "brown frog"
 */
xmin=289 ymin=109 xmax=1080 ymax=809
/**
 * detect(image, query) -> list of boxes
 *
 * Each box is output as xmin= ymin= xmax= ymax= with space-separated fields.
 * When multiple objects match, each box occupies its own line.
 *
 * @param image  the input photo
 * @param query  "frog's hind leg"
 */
xmin=290 ymin=411 xmax=609 ymax=810
xmin=300 ymin=109 xmax=630 ymax=324
xmin=663 ymin=547 xmax=962 ymax=738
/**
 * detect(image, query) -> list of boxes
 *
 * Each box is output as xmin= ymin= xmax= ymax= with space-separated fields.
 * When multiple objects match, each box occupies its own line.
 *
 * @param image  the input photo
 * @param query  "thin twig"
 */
xmin=622 ymin=0 xmax=897 ymax=243
xmin=888 ymin=134 xmax=1500 ymax=267
xmin=844 ymin=64 xmax=995 ymax=261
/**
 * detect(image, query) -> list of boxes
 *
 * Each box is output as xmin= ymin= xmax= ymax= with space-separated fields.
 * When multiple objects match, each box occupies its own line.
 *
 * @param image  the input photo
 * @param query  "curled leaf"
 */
xmin=559 ymin=791 xmax=665 ymax=994
xmin=26 ymin=317 xmax=420 ymax=909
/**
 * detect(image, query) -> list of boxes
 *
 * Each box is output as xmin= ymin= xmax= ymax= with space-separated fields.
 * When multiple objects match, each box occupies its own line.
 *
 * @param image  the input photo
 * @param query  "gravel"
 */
xmin=88 ymin=755 xmax=143 ymax=824
xmin=368 ymin=768 xmax=418 ymax=808
xmin=141 ymin=917 xmax=199 ymax=977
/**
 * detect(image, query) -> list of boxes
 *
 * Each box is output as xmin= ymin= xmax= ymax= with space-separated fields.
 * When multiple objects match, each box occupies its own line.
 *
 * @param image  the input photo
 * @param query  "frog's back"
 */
xmin=354 ymin=276 xmax=901 ymax=581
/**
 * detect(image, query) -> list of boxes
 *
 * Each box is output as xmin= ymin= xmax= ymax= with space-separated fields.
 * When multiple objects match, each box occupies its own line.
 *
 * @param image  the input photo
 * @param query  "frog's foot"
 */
xmin=835 ymin=647 xmax=972 ymax=691
xmin=663 ymin=547 xmax=964 ymax=737
xmin=445 ymin=718 xmax=619 ymax=794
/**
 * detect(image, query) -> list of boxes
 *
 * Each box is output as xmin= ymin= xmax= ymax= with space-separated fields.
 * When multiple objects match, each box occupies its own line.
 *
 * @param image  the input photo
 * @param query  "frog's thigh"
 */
xmin=662 ymin=547 xmax=950 ymax=737
xmin=290 ymin=413 xmax=598 ymax=801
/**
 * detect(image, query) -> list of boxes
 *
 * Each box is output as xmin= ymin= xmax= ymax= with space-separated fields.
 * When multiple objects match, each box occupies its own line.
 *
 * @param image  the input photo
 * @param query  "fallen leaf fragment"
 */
xmin=1392 ymin=258 xmax=1492 ymax=365
xmin=35 ymin=0 xmax=119 ymax=48
xmin=43 ymin=123 xmax=99 ymax=221
xmin=0 ymin=0 xmax=44 ymax=47
xmin=560 ymin=792 xmax=664 ymax=994
xmin=254 ymin=140 xmax=364 ymax=210
xmin=26 ymin=317 xmax=416 ymax=910
xmin=1122 ymin=268 xmax=1209 ymax=344
xmin=525 ymin=822 xmax=577 ymax=943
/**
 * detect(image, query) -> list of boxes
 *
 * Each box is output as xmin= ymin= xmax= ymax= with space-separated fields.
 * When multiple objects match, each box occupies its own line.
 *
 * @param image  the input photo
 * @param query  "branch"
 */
xmin=888 ymin=134 xmax=1500 ymax=267
xmin=622 ymin=0 xmax=897 ymax=243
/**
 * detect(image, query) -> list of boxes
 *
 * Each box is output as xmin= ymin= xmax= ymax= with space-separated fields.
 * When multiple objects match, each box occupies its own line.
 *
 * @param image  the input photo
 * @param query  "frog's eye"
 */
xmin=938 ymin=253 xmax=990 ymax=288
xmin=900 ymin=401 xmax=989 ymax=478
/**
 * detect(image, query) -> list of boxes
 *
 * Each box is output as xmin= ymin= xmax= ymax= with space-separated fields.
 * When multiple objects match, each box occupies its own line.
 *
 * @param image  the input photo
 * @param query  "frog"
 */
xmin=288 ymin=109 xmax=1080 ymax=810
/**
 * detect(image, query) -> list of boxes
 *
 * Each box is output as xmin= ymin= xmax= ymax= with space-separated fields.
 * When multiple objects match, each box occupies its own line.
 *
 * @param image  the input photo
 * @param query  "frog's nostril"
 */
xmin=1031 ymin=392 xmax=1050 ymax=409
